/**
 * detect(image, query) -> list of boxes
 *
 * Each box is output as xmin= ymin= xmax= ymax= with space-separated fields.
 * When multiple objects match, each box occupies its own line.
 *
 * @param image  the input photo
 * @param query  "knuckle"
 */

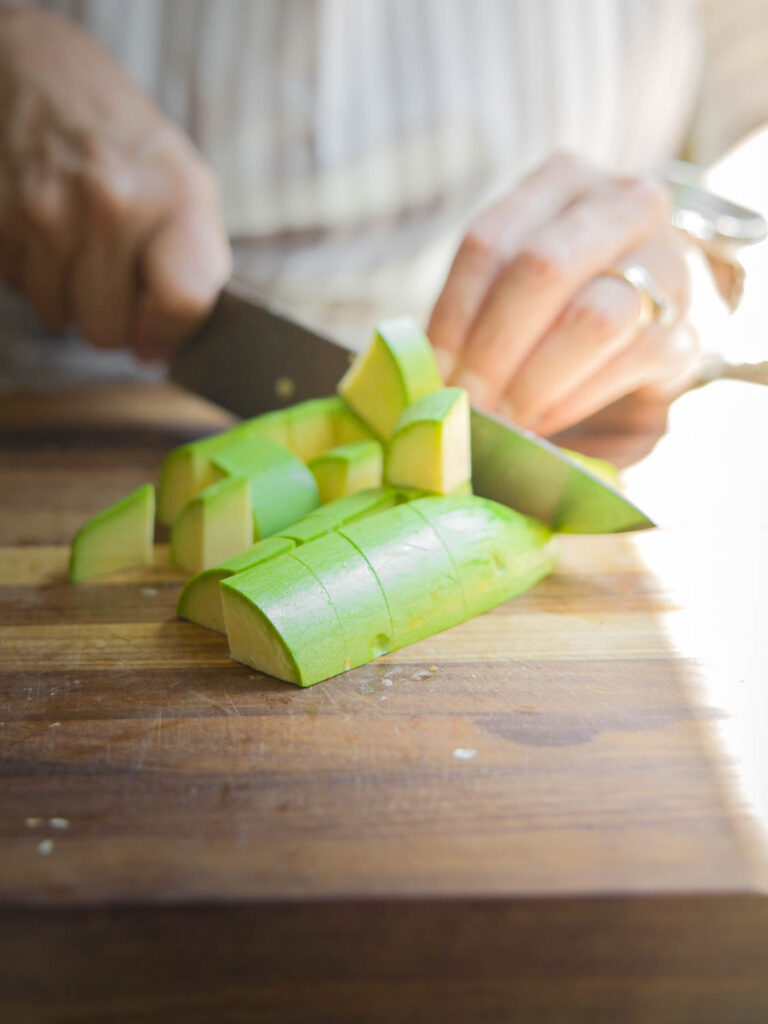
xmin=459 ymin=227 xmax=498 ymax=266
xmin=17 ymin=167 xmax=62 ymax=235
xmin=80 ymin=137 xmax=110 ymax=180
xmin=83 ymin=150 xmax=134 ymax=222
xmin=94 ymin=176 xmax=132 ymax=222
xmin=622 ymin=177 xmax=670 ymax=219
xmin=567 ymin=298 xmax=621 ymax=342
xmin=513 ymin=245 xmax=566 ymax=292
xmin=567 ymin=277 xmax=640 ymax=340
xmin=546 ymin=150 xmax=585 ymax=177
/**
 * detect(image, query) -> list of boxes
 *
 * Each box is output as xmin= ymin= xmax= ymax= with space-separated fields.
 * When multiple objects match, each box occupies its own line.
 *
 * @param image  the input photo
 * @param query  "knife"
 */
xmin=170 ymin=281 xmax=654 ymax=534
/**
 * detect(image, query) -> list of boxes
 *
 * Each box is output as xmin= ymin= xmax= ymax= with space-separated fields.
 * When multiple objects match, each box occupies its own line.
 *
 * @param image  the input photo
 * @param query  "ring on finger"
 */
xmin=602 ymin=263 xmax=678 ymax=329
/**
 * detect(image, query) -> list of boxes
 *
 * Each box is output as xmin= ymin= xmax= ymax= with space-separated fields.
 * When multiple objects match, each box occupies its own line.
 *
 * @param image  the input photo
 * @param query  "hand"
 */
xmin=428 ymin=153 xmax=699 ymax=435
xmin=0 ymin=7 xmax=231 ymax=360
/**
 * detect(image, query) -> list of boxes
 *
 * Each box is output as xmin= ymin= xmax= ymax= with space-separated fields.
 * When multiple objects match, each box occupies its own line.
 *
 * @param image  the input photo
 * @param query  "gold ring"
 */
xmin=604 ymin=264 xmax=677 ymax=329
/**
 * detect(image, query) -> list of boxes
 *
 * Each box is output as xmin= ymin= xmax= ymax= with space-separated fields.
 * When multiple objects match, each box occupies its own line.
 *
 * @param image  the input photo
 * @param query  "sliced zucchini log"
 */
xmin=224 ymin=556 xmax=347 ymax=685
xmin=221 ymin=495 xmax=557 ymax=687
xmin=177 ymin=535 xmax=296 ymax=633
xmin=292 ymin=532 xmax=393 ymax=673
xmin=177 ymin=487 xmax=400 ymax=631
xmin=409 ymin=495 xmax=557 ymax=617
xmin=277 ymin=487 xmax=399 ymax=544
xmin=69 ymin=484 xmax=155 ymax=582
xmin=338 ymin=502 xmax=464 ymax=649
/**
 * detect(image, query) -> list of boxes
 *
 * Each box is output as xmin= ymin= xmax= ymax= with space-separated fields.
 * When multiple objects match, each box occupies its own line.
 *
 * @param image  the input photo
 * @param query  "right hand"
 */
xmin=0 ymin=6 xmax=231 ymax=360
xmin=428 ymin=153 xmax=697 ymax=435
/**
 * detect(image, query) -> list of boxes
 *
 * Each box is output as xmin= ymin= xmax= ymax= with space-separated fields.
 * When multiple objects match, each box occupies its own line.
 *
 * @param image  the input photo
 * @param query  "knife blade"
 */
xmin=170 ymin=282 xmax=654 ymax=533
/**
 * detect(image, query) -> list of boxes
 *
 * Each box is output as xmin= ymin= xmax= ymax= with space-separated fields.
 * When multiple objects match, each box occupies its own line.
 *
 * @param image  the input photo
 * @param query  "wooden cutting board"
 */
xmin=1 ymin=381 xmax=766 ymax=1024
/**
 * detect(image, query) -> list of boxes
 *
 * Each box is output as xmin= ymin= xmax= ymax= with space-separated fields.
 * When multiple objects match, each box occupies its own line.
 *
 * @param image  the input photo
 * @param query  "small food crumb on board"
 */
xmin=49 ymin=817 xmax=69 ymax=830
xmin=453 ymin=748 xmax=477 ymax=761
xmin=37 ymin=839 xmax=54 ymax=856
xmin=140 ymin=587 xmax=158 ymax=597
xmin=49 ymin=722 xmax=61 ymax=728
xmin=429 ymin=665 xmax=438 ymax=673
xmin=25 ymin=817 xmax=43 ymax=828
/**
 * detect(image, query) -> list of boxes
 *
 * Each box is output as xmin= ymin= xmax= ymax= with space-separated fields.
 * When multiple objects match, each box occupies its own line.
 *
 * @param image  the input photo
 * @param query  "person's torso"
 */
xmin=12 ymin=0 xmax=703 ymax=349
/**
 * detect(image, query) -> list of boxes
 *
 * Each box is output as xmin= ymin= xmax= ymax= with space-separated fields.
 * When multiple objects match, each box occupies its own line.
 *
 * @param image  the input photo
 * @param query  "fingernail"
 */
xmin=452 ymin=370 xmax=490 ymax=407
xmin=434 ymin=347 xmax=456 ymax=381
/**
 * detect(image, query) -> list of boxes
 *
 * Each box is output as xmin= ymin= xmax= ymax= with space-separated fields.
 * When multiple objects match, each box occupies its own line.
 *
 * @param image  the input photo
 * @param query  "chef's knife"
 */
xmin=170 ymin=282 xmax=654 ymax=533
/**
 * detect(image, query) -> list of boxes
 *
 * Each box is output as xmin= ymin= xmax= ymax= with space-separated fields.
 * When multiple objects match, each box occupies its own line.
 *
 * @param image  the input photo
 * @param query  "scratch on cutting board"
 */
xmin=223 ymin=690 xmax=242 ymax=719
xmin=189 ymin=689 xmax=240 ymax=716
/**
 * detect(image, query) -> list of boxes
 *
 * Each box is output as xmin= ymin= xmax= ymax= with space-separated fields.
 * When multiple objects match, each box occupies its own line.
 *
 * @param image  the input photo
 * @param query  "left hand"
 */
xmin=427 ymin=153 xmax=699 ymax=436
xmin=0 ymin=6 xmax=231 ymax=362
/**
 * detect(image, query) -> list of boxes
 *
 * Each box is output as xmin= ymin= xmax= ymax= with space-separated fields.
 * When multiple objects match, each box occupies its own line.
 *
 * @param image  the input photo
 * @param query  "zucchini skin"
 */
xmin=222 ymin=496 xmax=557 ymax=686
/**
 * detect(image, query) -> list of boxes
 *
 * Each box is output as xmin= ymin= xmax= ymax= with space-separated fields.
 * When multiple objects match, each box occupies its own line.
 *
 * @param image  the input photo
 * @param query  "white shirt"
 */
xmin=5 ymin=0 xmax=766 ymax=383
xmin=21 ymin=0 xmax=704 ymax=344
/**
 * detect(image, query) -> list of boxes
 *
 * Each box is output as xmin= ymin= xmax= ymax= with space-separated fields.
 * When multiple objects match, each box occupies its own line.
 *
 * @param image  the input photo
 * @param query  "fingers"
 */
xmin=498 ymin=274 xmax=643 ymax=425
xmin=428 ymin=153 xmax=604 ymax=379
xmin=633 ymin=322 xmax=704 ymax=400
xmin=501 ymin=227 xmax=691 ymax=427
xmin=131 ymin=191 xmax=232 ymax=361
xmin=532 ymin=322 xmax=702 ymax=437
xmin=49 ymin=142 xmax=230 ymax=359
xmin=0 ymin=171 xmax=26 ymax=293
xmin=448 ymin=177 xmax=669 ymax=408
xmin=69 ymin=230 xmax=133 ymax=350
xmin=68 ymin=153 xmax=146 ymax=350
xmin=6 ymin=161 xmax=78 ymax=329
xmin=21 ymin=231 xmax=69 ymax=329
xmin=0 ymin=15 xmax=229 ymax=361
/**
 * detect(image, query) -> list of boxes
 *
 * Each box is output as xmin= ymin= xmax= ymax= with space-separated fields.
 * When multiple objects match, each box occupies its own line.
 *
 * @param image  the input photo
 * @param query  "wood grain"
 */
xmin=1 ymin=382 xmax=766 ymax=1023
xmin=2 ymin=897 xmax=768 ymax=1024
